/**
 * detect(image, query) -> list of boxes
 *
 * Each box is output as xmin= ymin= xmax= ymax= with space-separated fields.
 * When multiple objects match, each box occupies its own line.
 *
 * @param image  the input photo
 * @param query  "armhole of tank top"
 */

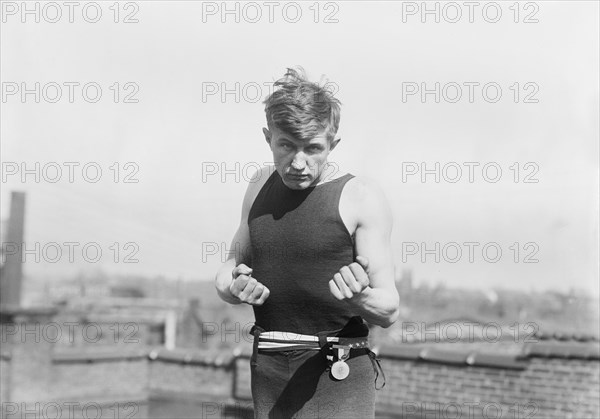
xmin=335 ymin=174 xmax=356 ymax=246
xmin=247 ymin=169 xmax=277 ymax=225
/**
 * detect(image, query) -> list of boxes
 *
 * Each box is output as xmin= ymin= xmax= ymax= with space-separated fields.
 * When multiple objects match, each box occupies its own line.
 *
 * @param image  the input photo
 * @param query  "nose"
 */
xmin=290 ymin=153 xmax=306 ymax=171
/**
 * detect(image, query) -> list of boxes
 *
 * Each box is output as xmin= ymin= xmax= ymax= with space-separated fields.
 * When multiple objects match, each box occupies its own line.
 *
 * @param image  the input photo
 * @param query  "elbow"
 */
xmin=377 ymin=304 xmax=400 ymax=329
xmin=380 ymin=307 xmax=400 ymax=329
xmin=368 ymin=289 xmax=400 ymax=328
xmin=214 ymin=267 xmax=242 ymax=305
xmin=380 ymin=297 xmax=400 ymax=328
xmin=381 ymin=287 xmax=401 ymax=328
xmin=214 ymin=280 xmax=225 ymax=298
xmin=214 ymin=271 xmax=223 ymax=293
xmin=214 ymin=269 xmax=230 ymax=300
xmin=389 ymin=306 xmax=400 ymax=326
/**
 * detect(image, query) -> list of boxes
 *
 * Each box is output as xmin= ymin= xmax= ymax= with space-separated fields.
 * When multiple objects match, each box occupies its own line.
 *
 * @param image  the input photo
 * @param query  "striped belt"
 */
xmin=257 ymin=331 xmax=370 ymax=351
xmin=251 ymin=325 xmax=386 ymax=389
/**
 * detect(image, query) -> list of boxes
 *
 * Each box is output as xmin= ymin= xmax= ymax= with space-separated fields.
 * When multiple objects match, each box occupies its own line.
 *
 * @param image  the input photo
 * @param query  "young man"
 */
xmin=215 ymin=68 xmax=400 ymax=418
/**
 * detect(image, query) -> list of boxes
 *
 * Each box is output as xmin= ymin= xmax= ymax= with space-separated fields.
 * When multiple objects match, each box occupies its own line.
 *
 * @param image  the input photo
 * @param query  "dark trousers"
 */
xmin=250 ymin=330 xmax=378 ymax=418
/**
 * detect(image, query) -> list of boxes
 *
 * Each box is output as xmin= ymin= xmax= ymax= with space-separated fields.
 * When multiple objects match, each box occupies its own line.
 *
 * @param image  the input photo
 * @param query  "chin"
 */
xmin=283 ymin=177 xmax=313 ymax=190
xmin=284 ymin=181 xmax=308 ymax=190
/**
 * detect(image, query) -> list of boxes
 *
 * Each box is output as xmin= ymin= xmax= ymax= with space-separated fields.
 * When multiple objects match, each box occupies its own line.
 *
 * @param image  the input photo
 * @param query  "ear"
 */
xmin=263 ymin=127 xmax=272 ymax=146
xmin=329 ymin=133 xmax=341 ymax=152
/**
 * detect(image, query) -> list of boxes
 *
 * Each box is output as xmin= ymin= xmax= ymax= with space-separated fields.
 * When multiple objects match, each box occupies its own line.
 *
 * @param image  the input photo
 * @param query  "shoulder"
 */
xmin=344 ymin=176 xmax=392 ymax=228
xmin=345 ymin=175 xmax=388 ymax=205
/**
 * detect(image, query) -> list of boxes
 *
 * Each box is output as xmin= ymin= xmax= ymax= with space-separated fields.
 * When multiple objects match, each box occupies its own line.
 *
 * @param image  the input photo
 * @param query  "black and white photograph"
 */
xmin=1 ymin=1 xmax=599 ymax=418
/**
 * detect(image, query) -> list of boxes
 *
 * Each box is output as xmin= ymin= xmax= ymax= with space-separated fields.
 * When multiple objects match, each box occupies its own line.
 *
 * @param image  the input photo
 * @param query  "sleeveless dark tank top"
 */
xmin=248 ymin=170 xmax=359 ymax=335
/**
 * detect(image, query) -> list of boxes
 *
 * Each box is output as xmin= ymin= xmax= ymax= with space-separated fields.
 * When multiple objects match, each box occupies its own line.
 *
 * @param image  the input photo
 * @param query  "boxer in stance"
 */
xmin=215 ymin=68 xmax=400 ymax=418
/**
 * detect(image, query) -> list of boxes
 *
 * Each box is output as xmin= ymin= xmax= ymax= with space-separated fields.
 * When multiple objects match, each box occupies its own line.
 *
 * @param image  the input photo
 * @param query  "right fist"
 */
xmin=230 ymin=264 xmax=270 ymax=306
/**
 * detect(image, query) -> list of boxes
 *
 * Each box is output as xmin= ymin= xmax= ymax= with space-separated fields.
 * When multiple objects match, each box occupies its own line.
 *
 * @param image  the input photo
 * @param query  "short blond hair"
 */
xmin=263 ymin=67 xmax=341 ymax=142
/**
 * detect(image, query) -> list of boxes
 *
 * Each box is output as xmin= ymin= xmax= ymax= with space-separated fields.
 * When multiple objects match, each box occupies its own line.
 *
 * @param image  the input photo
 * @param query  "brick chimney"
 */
xmin=1 ymin=191 xmax=26 ymax=308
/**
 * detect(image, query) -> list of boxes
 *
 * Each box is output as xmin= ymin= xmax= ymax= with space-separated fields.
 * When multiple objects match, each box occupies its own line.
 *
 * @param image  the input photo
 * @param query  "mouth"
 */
xmin=286 ymin=174 xmax=309 ymax=181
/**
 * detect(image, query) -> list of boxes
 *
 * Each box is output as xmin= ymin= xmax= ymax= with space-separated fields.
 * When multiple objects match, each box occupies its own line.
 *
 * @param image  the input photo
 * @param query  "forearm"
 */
xmin=215 ymin=259 xmax=242 ymax=305
xmin=347 ymin=287 xmax=399 ymax=328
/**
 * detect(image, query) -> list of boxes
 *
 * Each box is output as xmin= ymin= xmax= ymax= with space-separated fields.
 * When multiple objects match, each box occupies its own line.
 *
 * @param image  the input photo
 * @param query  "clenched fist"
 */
xmin=329 ymin=256 xmax=370 ymax=301
xmin=230 ymin=263 xmax=270 ymax=305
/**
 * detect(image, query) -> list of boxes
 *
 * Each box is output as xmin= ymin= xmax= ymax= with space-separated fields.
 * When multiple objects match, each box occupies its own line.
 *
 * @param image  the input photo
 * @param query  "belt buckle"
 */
xmin=330 ymin=344 xmax=350 ymax=380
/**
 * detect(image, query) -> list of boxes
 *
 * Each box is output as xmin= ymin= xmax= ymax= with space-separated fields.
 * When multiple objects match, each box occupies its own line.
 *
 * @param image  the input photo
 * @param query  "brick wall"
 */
xmin=2 ymin=306 xmax=598 ymax=419
xmin=3 ymin=343 xmax=599 ymax=419
xmin=204 ymin=341 xmax=600 ymax=419
xmin=1 ymin=309 xmax=57 ymax=405
xmin=52 ymin=356 xmax=149 ymax=401
xmin=148 ymin=359 xmax=232 ymax=399
xmin=373 ymin=342 xmax=600 ymax=419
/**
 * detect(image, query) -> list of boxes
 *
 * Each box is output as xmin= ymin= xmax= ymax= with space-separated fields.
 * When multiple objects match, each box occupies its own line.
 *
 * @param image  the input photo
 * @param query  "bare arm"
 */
xmin=215 ymin=235 xmax=249 ymax=305
xmin=214 ymin=167 xmax=272 ymax=305
xmin=329 ymin=178 xmax=400 ymax=328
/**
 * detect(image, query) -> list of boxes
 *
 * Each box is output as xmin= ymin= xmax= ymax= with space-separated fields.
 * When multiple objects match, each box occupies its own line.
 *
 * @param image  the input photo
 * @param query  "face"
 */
xmin=263 ymin=125 xmax=340 ymax=190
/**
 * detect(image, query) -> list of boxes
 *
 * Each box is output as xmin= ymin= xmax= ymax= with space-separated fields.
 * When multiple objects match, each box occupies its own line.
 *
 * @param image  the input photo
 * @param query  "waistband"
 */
xmin=257 ymin=331 xmax=370 ymax=351
xmin=250 ymin=323 xmax=386 ymax=390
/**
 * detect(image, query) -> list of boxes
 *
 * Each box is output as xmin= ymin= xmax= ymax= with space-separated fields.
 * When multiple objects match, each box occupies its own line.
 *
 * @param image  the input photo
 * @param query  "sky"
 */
xmin=1 ymin=1 xmax=598 ymax=295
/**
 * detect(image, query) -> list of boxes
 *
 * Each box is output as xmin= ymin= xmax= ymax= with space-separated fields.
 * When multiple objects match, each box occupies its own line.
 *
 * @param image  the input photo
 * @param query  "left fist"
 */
xmin=329 ymin=256 xmax=370 ymax=301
